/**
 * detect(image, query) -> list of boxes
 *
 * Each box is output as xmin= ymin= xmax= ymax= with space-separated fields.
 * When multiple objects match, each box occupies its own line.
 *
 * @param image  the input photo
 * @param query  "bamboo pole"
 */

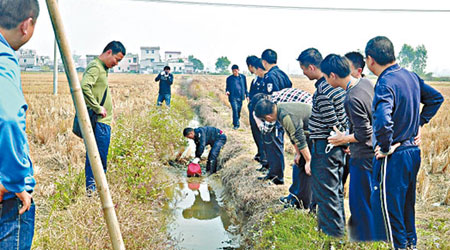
xmin=52 ymin=38 xmax=58 ymax=95
xmin=45 ymin=1 xmax=125 ymax=249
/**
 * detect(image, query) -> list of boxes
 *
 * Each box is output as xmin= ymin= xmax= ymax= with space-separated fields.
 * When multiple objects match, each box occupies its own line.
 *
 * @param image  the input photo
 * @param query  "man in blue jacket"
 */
xmin=0 ymin=0 xmax=40 ymax=249
xmin=183 ymin=126 xmax=227 ymax=175
xmin=155 ymin=65 xmax=174 ymax=107
xmin=366 ymin=36 xmax=444 ymax=249
xmin=226 ymin=64 xmax=248 ymax=129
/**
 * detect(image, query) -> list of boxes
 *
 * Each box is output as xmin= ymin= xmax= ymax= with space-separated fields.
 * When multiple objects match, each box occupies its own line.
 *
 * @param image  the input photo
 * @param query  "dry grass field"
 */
xmin=20 ymin=73 xmax=449 ymax=249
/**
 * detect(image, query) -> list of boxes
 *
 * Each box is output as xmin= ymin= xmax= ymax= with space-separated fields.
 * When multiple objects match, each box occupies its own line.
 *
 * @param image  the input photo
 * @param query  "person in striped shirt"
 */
xmin=297 ymin=48 xmax=348 ymax=237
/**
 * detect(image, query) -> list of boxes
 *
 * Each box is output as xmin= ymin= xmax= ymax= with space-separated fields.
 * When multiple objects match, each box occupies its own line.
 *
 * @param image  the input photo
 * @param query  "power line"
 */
xmin=132 ymin=0 xmax=450 ymax=13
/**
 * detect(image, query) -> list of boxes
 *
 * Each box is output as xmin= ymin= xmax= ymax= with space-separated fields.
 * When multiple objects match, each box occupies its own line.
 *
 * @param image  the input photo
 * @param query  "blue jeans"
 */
xmin=263 ymin=123 xmax=285 ymax=181
xmin=0 ymin=197 xmax=36 ymax=250
xmin=157 ymin=93 xmax=171 ymax=107
xmin=229 ymin=97 xmax=242 ymax=127
xmin=85 ymin=122 xmax=111 ymax=192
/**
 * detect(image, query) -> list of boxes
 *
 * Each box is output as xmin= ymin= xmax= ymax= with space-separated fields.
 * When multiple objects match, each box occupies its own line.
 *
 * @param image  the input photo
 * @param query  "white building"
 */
xmin=17 ymin=49 xmax=38 ymax=70
xmin=165 ymin=51 xmax=182 ymax=61
xmin=114 ymin=53 xmax=139 ymax=73
xmin=141 ymin=46 xmax=161 ymax=62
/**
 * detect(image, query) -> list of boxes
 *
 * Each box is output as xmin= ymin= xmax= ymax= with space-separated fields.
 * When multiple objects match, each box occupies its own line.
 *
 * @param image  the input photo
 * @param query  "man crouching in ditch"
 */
xmin=183 ymin=127 xmax=227 ymax=175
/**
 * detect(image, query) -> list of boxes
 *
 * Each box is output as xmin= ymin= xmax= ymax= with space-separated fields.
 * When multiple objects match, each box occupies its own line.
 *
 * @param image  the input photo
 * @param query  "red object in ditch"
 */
xmin=187 ymin=163 xmax=202 ymax=177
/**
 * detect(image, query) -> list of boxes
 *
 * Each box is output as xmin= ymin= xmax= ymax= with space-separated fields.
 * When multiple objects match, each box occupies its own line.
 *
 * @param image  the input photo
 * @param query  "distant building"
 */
xmin=17 ymin=49 xmax=38 ymax=70
xmin=114 ymin=53 xmax=139 ymax=73
xmin=165 ymin=51 xmax=181 ymax=61
xmin=141 ymin=46 xmax=161 ymax=62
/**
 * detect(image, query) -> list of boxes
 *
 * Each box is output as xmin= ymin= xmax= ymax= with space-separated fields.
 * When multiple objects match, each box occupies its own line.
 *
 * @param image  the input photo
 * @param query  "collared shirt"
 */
xmin=81 ymin=58 xmax=113 ymax=125
xmin=256 ymin=88 xmax=313 ymax=134
xmin=226 ymin=74 xmax=248 ymax=99
xmin=308 ymin=77 xmax=348 ymax=139
xmin=0 ymin=33 xmax=35 ymax=200
xmin=248 ymin=76 xmax=265 ymax=100
xmin=372 ymin=64 xmax=444 ymax=153
xmin=263 ymin=65 xmax=292 ymax=94
xmin=194 ymin=126 xmax=224 ymax=158
xmin=155 ymin=72 xmax=174 ymax=94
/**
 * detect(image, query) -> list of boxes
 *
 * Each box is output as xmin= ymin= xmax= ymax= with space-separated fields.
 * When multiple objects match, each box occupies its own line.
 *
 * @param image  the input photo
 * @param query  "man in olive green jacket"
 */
xmin=254 ymin=99 xmax=313 ymax=209
xmin=81 ymin=41 xmax=125 ymax=193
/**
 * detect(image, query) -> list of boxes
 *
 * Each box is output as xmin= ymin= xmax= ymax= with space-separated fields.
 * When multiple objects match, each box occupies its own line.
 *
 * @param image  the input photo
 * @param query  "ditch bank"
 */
xmin=177 ymin=77 xmax=286 ymax=248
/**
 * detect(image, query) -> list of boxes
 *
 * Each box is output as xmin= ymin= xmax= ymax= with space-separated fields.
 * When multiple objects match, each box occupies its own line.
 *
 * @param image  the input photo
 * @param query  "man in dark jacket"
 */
xmin=365 ymin=36 xmax=443 ymax=250
xmin=183 ymin=127 xmax=227 ymax=174
xmin=226 ymin=64 xmax=248 ymax=129
xmin=155 ymin=65 xmax=174 ymax=107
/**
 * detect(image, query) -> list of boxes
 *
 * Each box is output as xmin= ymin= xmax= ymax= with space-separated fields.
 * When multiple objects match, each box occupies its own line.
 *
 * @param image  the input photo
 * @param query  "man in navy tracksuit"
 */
xmin=257 ymin=49 xmax=292 ymax=184
xmin=366 ymin=36 xmax=444 ymax=249
xmin=246 ymin=56 xmax=267 ymax=166
xmin=226 ymin=64 xmax=248 ymax=129
xmin=183 ymin=126 xmax=227 ymax=174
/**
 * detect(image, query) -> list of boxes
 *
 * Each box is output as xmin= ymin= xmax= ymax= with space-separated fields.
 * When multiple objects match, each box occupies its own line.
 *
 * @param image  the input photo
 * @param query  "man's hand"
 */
xmin=226 ymin=91 xmax=230 ymax=96
xmin=246 ymin=97 xmax=250 ymax=103
xmin=99 ymin=106 xmax=107 ymax=118
xmin=328 ymin=126 xmax=347 ymax=146
xmin=304 ymin=161 xmax=311 ymax=176
xmin=0 ymin=184 xmax=32 ymax=215
xmin=294 ymin=154 xmax=300 ymax=165
xmin=375 ymin=142 xmax=401 ymax=160
xmin=0 ymin=183 xmax=8 ymax=203
xmin=16 ymin=190 xmax=32 ymax=214
xmin=343 ymin=147 xmax=351 ymax=155
xmin=414 ymin=126 xmax=422 ymax=146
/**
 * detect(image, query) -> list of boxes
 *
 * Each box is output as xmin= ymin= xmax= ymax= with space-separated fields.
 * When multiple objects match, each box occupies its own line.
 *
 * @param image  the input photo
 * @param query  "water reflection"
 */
xmin=166 ymin=178 xmax=240 ymax=250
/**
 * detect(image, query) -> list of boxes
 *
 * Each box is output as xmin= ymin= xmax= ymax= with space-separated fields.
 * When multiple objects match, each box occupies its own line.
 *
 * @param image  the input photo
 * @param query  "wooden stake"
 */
xmin=45 ymin=1 xmax=125 ymax=249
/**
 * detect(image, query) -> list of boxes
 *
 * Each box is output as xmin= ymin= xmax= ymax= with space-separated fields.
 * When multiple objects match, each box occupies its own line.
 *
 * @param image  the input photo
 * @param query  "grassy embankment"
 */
xmin=182 ymin=75 xmax=449 ymax=249
xmin=23 ymin=73 xmax=192 ymax=249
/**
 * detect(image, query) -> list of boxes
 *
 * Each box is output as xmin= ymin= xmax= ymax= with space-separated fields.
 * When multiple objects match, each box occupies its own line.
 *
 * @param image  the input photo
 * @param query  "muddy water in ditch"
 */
xmin=164 ymin=177 xmax=240 ymax=249
xmin=164 ymin=117 xmax=241 ymax=250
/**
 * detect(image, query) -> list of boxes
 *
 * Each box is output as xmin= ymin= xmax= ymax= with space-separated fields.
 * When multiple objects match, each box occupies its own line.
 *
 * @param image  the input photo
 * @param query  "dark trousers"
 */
xmin=371 ymin=146 xmax=421 ymax=249
xmin=288 ymin=140 xmax=312 ymax=209
xmin=349 ymin=157 xmax=375 ymax=241
xmin=229 ymin=97 xmax=242 ymax=127
xmin=248 ymin=104 xmax=266 ymax=163
xmin=343 ymin=153 xmax=350 ymax=185
xmin=85 ymin=122 xmax=111 ymax=191
xmin=0 ymin=198 xmax=35 ymax=250
xmin=311 ymin=139 xmax=346 ymax=237
xmin=263 ymin=124 xmax=285 ymax=181
xmin=207 ymin=134 xmax=227 ymax=174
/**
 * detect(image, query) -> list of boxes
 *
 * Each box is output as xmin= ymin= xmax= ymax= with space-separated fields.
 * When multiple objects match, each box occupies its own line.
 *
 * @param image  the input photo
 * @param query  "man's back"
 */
xmin=373 ymin=64 xmax=421 ymax=150
xmin=264 ymin=66 xmax=292 ymax=94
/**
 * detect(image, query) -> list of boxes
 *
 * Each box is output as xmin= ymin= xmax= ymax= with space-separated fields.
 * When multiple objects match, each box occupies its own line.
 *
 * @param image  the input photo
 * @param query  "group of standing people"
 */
xmin=224 ymin=39 xmax=443 ymax=249
xmin=0 ymin=0 xmax=446 ymax=249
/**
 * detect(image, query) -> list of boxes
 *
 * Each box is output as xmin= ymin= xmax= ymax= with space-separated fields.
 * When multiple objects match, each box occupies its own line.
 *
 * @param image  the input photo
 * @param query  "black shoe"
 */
xmin=254 ymin=155 xmax=261 ymax=163
xmin=257 ymin=175 xmax=270 ymax=181
xmin=271 ymin=178 xmax=284 ymax=185
xmin=233 ymin=125 xmax=239 ymax=130
xmin=256 ymin=165 xmax=267 ymax=172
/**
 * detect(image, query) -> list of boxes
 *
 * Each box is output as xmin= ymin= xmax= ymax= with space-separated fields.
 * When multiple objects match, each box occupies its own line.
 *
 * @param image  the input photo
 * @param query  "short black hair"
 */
xmin=246 ymin=55 xmax=258 ymax=66
xmin=365 ymin=36 xmax=395 ymax=66
xmin=250 ymin=93 xmax=269 ymax=106
xmin=231 ymin=64 xmax=239 ymax=70
xmin=103 ymin=41 xmax=126 ymax=55
xmin=249 ymin=58 xmax=265 ymax=70
xmin=261 ymin=49 xmax=277 ymax=64
xmin=183 ymin=127 xmax=194 ymax=137
xmin=164 ymin=66 xmax=170 ymax=70
xmin=345 ymin=51 xmax=365 ymax=71
xmin=321 ymin=54 xmax=351 ymax=78
xmin=254 ymin=99 xmax=276 ymax=119
xmin=0 ymin=0 xmax=40 ymax=30
xmin=297 ymin=48 xmax=323 ymax=68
